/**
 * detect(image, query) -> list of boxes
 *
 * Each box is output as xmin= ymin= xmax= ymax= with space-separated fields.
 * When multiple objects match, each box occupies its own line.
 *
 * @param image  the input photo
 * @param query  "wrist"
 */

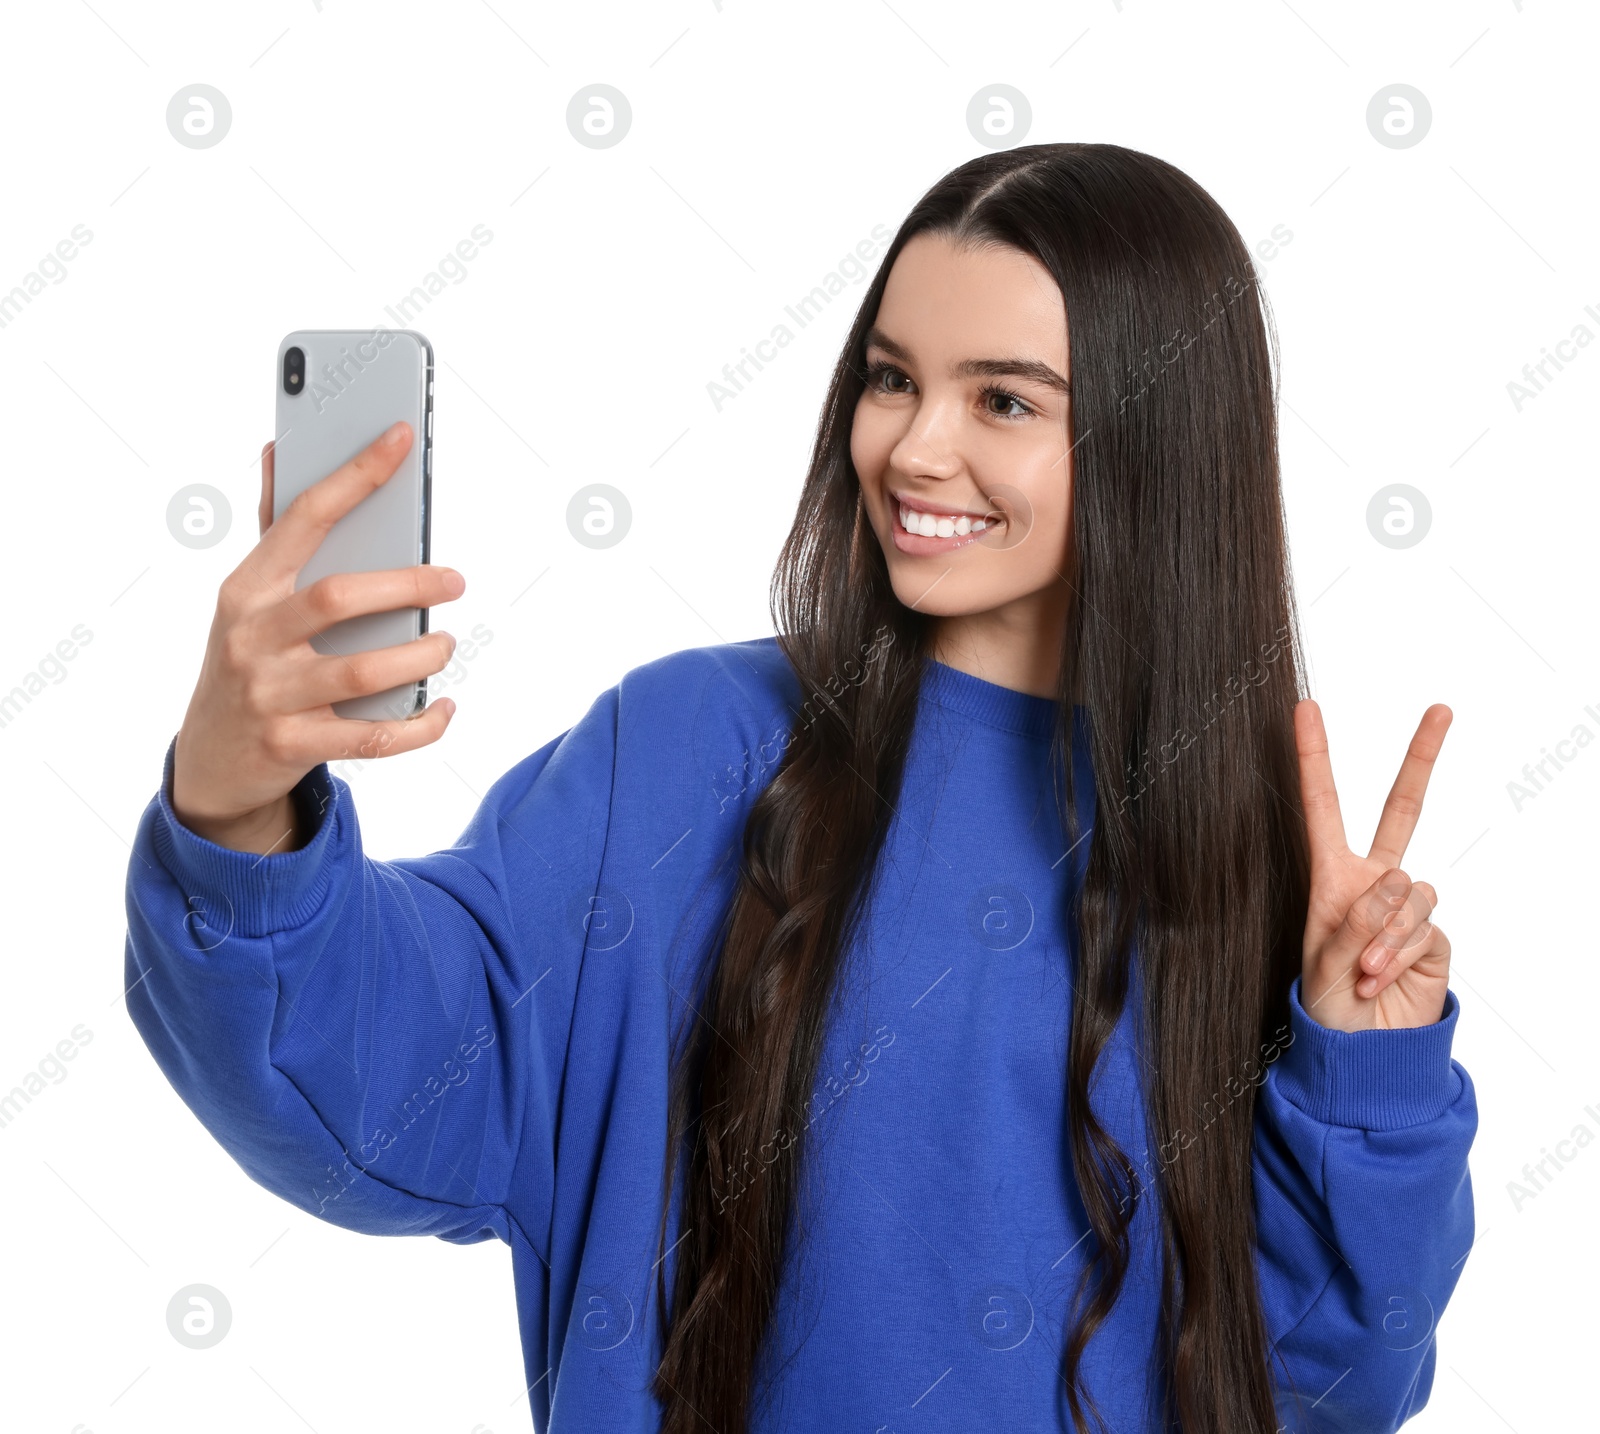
xmin=1273 ymin=976 xmax=1463 ymax=1129
xmin=172 ymin=787 xmax=302 ymax=856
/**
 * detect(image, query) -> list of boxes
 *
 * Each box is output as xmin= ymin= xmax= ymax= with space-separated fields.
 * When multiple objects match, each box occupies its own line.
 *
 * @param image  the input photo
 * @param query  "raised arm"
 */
xmin=1257 ymin=699 xmax=1478 ymax=1427
xmin=129 ymin=695 xmax=619 ymax=1248
xmin=125 ymin=425 xmax=615 ymax=1247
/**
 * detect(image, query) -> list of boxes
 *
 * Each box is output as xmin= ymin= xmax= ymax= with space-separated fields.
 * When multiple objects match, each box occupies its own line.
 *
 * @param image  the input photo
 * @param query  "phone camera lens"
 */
xmin=283 ymin=346 xmax=305 ymax=396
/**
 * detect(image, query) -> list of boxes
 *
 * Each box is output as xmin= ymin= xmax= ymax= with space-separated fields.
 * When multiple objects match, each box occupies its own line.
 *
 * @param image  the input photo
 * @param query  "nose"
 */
xmin=885 ymin=392 xmax=962 ymax=483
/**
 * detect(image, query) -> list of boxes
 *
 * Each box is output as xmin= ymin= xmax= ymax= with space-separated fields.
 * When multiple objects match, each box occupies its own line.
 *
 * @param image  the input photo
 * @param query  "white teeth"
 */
xmin=899 ymin=503 xmax=989 ymax=538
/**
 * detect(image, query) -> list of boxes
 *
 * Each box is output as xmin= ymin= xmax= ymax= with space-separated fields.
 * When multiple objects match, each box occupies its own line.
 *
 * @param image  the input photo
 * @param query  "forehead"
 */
xmin=873 ymin=232 xmax=1067 ymax=359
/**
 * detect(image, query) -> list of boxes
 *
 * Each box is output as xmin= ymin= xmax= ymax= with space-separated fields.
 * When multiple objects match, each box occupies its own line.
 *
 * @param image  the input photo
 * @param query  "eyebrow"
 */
xmin=864 ymin=326 xmax=1071 ymax=395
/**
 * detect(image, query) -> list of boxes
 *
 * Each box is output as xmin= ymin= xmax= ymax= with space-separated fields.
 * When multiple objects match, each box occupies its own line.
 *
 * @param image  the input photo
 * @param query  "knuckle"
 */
xmin=350 ymin=447 xmax=390 ymax=487
xmin=332 ymin=652 xmax=373 ymax=698
xmin=286 ymin=482 xmax=334 ymax=535
xmin=259 ymin=719 xmax=295 ymax=765
xmin=217 ymin=572 xmax=247 ymax=616
xmin=283 ymin=481 xmax=318 ymax=522
xmin=312 ymin=571 xmax=355 ymax=619
xmin=239 ymin=669 xmax=273 ymax=717
xmin=218 ymin=622 xmax=255 ymax=675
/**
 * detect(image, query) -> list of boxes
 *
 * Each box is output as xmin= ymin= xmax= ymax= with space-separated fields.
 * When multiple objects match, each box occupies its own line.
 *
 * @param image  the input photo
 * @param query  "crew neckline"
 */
xmin=920 ymin=656 xmax=1069 ymax=740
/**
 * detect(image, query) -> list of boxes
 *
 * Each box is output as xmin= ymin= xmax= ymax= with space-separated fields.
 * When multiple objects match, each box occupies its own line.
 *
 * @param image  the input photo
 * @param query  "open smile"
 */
xmin=890 ymin=493 xmax=1003 ymax=555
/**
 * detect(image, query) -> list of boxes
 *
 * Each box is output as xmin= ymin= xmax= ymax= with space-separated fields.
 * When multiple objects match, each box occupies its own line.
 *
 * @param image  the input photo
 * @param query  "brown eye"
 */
xmin=981 ymin=385 xmax=1032 ymax=419
xmin=864 ymin=360 xmax=912 ymax=395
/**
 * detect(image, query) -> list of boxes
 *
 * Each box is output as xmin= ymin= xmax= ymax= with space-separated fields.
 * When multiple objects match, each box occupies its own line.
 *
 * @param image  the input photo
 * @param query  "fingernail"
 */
xmin=441 ymin=569 xmax=465 ymax=596
xmin=1380 ymin=874 xmax=1408 ymax=899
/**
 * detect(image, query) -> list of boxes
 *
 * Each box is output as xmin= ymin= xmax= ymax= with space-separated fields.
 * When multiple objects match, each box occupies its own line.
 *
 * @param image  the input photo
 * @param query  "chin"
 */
xmin=885 ymin=571 xmax=992 ymax=619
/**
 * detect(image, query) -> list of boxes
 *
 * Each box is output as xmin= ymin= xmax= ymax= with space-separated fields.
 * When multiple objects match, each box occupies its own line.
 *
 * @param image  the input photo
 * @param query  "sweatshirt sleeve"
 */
xmin=1252 ymin=976 xmax=1477 ymax=1433
xmin=124 ymin=687 xmax=619 ymax=1248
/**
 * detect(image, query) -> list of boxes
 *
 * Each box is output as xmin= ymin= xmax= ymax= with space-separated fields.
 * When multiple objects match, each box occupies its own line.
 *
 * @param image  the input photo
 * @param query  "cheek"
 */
xmin=1029 ymin=483 xmax=1072 ymax=559
xmin=849 ymin=400 xmax=893 ymax=479
xmin=978 ymin=465 xmax=1071 ymax=589
xmin=1013 ymin=453 xmax=1072 ymax=555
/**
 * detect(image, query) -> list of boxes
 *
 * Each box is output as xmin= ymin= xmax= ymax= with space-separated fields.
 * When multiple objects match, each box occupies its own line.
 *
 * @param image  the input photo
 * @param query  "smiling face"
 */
xmin=851 ymin=231 xmax=1077 ymax=695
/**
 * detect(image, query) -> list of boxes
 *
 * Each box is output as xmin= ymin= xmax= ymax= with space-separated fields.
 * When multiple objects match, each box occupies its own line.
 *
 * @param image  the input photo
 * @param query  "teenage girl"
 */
xmin=127 ymin=142 xmax=1475 ymax=1434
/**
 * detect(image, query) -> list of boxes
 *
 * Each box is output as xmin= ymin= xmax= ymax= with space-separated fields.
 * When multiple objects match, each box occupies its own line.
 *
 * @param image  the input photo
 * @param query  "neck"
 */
xmin=930 ymin=588 xmax=1072 ymax=699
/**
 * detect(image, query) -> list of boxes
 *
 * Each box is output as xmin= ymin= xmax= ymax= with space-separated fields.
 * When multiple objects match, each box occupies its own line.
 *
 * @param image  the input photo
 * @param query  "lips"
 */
xmin=891 ymin=498 xmax=1000 ymax=555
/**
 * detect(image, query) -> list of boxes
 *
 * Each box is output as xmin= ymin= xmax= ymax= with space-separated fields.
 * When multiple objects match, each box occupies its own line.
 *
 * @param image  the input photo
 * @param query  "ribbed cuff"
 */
xmin=151 ymin=733 xmax=347 ymax=939
xmin=1272 ymin=976 xmax=1462 ymax=1131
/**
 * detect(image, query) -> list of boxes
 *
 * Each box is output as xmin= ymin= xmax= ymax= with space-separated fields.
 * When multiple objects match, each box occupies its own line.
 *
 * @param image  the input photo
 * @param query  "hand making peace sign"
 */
xmin=1294 ymin=699 xmax=1455 ymax=1032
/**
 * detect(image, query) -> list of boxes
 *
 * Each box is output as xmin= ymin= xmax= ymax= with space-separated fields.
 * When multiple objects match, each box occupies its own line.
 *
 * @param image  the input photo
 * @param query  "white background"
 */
xmin=0 ymin=1 xmax=1593 ymax=1430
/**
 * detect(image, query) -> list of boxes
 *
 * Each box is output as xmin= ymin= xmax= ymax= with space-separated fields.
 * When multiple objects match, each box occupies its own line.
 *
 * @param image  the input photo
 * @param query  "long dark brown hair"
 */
xmin=651 ymin=141 xmax=1311 ymax=1434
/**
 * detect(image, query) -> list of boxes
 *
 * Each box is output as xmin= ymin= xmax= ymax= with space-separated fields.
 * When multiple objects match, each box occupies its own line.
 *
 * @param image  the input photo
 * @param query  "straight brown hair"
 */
xmin=653 ymin=141 xmax=1311 ymax=1433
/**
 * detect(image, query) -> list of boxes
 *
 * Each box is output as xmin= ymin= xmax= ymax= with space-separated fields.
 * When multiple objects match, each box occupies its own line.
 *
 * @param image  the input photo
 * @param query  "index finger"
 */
xmin=1368 ymin=705 xmax=1452 ymax=869
xmin=255 ymin=420 xmax=414 ymax=582
xmin=1294 ymin=698 xmax=1350 ymax=871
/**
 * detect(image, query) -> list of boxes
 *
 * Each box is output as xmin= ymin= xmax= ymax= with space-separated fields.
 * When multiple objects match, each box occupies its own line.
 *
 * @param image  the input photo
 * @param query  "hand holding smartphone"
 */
xmin=168 ymin=332 xmax=462 ymax=856
xmin=273 ymin=328 xmax=434 ymax=722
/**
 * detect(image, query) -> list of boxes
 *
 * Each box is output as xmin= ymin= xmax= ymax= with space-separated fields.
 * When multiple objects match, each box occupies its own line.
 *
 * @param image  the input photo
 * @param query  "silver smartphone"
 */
xmin=272 ymin=328 xmax=433 ymax=722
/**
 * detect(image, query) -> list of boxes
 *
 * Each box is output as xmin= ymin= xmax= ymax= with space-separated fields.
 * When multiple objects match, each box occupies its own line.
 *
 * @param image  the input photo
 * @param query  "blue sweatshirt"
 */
xmin=124 ymin=638 xmax=1476 ymax=1432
